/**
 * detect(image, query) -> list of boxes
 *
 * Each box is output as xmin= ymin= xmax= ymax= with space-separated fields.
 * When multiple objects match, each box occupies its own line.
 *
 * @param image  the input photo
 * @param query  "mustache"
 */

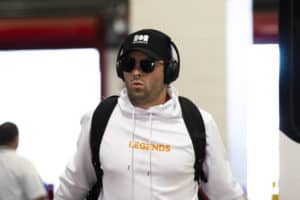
xmin=130 ymin=77 xmax=144 ymax=82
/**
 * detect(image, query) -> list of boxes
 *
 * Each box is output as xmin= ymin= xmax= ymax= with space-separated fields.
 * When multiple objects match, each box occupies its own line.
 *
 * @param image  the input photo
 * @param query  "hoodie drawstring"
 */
xmin=148 ymin=113 xmax=153 ymax=200
xmin=128 ymin=108 xmax=136 ymax=200
xmin=128 ymin=110 xmax=154 ymax=200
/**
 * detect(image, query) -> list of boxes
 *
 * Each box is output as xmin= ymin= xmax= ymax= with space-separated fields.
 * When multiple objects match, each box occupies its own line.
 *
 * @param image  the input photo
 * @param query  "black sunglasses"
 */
xmin=119 ymin=57 xmax=162 ymax=73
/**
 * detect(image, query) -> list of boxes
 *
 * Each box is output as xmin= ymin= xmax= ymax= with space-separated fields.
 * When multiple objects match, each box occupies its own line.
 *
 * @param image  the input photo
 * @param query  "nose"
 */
xmin=131 ymin=61 xmax=143 ymax=75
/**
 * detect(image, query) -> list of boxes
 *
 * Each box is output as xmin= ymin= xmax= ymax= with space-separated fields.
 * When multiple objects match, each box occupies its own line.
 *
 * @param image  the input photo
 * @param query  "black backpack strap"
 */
xmin=179 ymin=96 xmax=207 ymax=183
xmin=86 ymin=95 xmax=119 ymax=200
xmin=179 ymin=96 xmax=208 ymax=200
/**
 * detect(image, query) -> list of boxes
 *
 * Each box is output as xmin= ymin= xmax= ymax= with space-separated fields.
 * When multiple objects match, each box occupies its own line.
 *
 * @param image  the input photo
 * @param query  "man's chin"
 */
xmin=128 ymin=89 xmax=146 ymax=99
xmin=129 ymin=86 xmax=143 ymax=93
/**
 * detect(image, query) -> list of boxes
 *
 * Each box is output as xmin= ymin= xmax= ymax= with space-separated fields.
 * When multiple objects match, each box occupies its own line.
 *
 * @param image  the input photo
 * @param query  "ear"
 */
xmin=12 ymin=135 xmax=19 ymax=149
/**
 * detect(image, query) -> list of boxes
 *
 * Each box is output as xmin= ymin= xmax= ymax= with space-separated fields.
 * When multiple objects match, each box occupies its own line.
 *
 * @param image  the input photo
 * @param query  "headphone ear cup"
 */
xmin=164 ymin=59 xmax=179 ymax=84
xmin=116 ymin=43 xmax=125 ymax=80
xmin=116 ymin=61 xmax=124 ymax=80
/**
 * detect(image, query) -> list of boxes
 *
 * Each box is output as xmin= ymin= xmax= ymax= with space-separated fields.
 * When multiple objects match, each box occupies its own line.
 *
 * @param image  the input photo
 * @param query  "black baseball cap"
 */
xmin=120 ymin=29 xmax=172 ymax=60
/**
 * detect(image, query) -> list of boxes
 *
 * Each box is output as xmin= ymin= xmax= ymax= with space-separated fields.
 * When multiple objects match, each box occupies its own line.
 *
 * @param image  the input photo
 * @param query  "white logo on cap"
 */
xmin=132 ymin=34 xmax=149 ymax=44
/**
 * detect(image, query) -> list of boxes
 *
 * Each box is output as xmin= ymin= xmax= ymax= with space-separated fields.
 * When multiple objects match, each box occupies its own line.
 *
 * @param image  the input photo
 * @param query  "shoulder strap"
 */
xmin=86 ymin=95 xmax=119 ymax=200
xmin=179 ymin=96 xmax=207 ymax=183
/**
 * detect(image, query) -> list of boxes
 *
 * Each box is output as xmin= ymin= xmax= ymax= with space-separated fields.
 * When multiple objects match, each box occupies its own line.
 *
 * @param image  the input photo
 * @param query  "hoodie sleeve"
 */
xmin=55 ymin=111 xmax=97 ymax=200
xmin=200 ymin=111 xmax=245 ymax=200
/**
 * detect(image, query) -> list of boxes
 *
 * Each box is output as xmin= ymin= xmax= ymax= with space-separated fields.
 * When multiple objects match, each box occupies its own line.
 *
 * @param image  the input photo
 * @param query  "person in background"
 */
xmin=55 ymin=29 xmax=246 ymax=200
xmin=0 ymin=121 xmax=47 ymax=200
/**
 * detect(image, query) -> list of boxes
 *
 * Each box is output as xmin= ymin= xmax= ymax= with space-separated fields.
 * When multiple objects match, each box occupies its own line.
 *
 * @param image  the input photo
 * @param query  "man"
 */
xmin=55 ymin=29 xmax=245 ymax=200
xmin=0 ymin=122 xmax=47 ymax=200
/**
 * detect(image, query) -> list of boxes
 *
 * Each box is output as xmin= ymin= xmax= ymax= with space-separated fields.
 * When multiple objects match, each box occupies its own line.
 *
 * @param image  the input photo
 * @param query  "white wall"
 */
xmin=280 ymin=133 xmax=300 ymax=199
xmin=226 ymin=0 xmax=252 ymax=194
xmin=0 ymin=49 xmax=100 ymax=188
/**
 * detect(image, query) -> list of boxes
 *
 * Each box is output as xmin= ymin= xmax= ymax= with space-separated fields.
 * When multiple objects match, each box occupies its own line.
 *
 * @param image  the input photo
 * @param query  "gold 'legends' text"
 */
xmin=128 ymin=141 xmax=171 ymax=152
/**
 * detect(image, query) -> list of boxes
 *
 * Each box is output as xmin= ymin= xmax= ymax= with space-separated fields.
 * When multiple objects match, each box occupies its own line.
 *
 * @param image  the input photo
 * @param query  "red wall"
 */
xmin=253 ymin=10 xmax=278 ymax=44
xmin=0 ymin=16 xmax=107 ymax=95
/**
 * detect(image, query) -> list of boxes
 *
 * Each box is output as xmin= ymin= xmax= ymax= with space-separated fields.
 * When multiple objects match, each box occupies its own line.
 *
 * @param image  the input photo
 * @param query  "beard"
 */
xmin=125 ymin=79 xmax=167 ymax=108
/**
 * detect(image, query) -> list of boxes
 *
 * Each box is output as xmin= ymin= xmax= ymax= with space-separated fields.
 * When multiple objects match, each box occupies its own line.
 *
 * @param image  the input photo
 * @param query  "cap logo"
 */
xmin=132 ymin=34 xmax=149 ymax=44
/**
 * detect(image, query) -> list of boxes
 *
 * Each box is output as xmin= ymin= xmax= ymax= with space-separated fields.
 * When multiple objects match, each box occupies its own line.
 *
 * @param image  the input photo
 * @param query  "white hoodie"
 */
xmin=55 ymin=86 xmax=244 ymax=200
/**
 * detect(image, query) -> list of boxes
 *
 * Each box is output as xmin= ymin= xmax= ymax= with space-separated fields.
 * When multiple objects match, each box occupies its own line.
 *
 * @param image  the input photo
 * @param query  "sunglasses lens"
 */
xmin=120 ymin=57 xmax=135 ymax=72
xmin=140 ymin=60 xmax=155 ymax=73
xmin=120 ymin=57 xmax=156 ymax=73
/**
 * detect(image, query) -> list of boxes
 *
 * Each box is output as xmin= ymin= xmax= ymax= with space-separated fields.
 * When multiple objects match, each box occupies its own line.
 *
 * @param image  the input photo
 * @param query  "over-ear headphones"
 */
xmin=163 ymin=40 xmax=180 ymax=84
xmin=116 ymin=44 xmax=126 ymax=80
xmin=116 ymin=29 xmax=180 ymax=84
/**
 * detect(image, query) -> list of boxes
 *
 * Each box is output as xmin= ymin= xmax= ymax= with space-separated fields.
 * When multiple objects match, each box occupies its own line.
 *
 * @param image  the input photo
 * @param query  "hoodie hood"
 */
xmin=118 ymin=85 xmax=182 ymax=119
